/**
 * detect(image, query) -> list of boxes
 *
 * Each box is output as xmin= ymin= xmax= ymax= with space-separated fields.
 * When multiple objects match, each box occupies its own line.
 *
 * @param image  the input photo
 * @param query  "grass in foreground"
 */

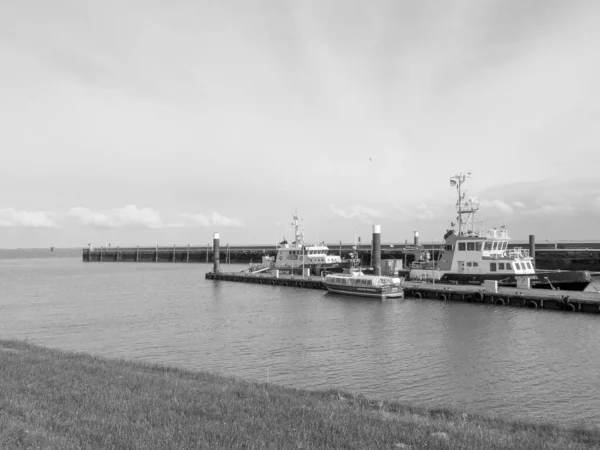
xmin=1 ymin=340 xmax=599 ymax=449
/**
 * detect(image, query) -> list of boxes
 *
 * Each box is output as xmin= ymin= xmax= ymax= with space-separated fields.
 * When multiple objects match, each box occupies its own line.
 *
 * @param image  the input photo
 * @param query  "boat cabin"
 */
xmin=435 ymin=228 xmax=535 ymax=276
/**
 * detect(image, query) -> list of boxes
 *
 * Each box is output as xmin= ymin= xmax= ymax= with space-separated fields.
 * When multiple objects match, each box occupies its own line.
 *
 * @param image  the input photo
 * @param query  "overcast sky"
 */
xmin=1 ymin=0 xmax=599 ymax=248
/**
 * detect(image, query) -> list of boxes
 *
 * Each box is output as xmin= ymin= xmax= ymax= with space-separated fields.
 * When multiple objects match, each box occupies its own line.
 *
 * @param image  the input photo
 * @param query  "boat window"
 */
xmin=526 ymin=262 xmax=533 ymax=270
xmin=515 ymin=262 xmax=522 ymax=270
xmin=499 ymin=263 xmax=504 ymax=270
xmin=484 ymin=242 xmax=492 ymax=251
xmin=473 ymin=262 xmax=478 ymax=267
xmin=490 ymin=263 xmax=496 ymax=271
xmin=467 ymin=262 xmax=472 ymax=267
xmin=445 ymin=245 xmax=454 ymax=251
xmin=507 ymin=263 xmax=513 ymax=271
xmin=475 ymin=242 xmax=482 ymax=251
xmin=467 ymin=242 xmax=475 ymax=251
xmin=492 ymin=242 xmax=498 ymax=251
xmin=502 ymin=242 xmax=508 ymax=251
xmin=458 ymin=242 xmax=466 ymax=251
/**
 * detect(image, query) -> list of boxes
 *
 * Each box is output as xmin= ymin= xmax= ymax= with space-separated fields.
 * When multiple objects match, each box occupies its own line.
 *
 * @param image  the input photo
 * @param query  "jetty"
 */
xmin=82 ymin=239 xmax=600 ymax=271
xmin=205 ymin=271 xmax=600 ymax=313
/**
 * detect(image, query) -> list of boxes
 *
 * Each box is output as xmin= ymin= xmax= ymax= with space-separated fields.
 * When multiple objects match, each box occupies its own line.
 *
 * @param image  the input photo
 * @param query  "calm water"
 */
xmin=2 ymin=256 xmax=600 ymax=427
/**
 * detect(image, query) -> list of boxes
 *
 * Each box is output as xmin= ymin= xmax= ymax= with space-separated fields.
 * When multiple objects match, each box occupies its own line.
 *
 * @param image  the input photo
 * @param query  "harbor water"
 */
xmin=1 ymin=254 xmax=600 ymax=427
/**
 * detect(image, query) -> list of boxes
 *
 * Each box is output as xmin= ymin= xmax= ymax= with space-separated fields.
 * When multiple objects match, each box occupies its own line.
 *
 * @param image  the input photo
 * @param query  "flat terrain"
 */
xmin=1 ymin=340 xmax=599 ymax=449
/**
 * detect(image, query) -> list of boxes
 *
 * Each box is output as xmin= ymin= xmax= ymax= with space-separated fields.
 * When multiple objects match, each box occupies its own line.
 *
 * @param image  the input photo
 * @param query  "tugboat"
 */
xmin=409 ymin=173 xmax=592 ymax=291
xmin=249 ymin=212 xmax=355 ymax=276
xmin=324 ymin=260 xmax=404 ymax=299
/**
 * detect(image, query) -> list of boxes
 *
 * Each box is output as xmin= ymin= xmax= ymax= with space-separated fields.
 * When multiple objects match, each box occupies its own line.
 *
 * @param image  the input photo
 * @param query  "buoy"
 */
xmin=438 ymin=294 xmax=447 ymax=301
xmin=414 ymin=292 xmax=422 ymax=299
xmin=465 ymin=295 xmax=473 ymax=303
xmin=495 ymin=298 xmax=505 ymax=306
xmin=563 ymin=302 xmax=576 ymax=311
xmin=527 ymin=300 xmax=538 ymax=309
xmin=474 ymin=292 xmax=483 ymax=301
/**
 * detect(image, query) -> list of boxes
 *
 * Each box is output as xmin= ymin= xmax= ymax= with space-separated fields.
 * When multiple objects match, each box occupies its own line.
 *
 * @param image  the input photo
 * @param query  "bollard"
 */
xmin=373 ymin=225 xmax=381 ymax=276
xmin=529 ymin=234 xmax=536 ymax=267
xmin=213 ymin=232 xmax=220 ymax=274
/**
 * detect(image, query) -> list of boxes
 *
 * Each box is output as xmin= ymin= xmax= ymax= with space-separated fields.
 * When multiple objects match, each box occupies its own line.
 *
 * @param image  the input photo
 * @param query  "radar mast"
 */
xmin=449 ymin=173 xmax=480 ymax=236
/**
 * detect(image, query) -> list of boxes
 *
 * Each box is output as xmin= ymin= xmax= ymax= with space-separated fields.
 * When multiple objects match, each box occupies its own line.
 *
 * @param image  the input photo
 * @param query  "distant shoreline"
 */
xmin=1 ymin=339 xmax=598 ymax=449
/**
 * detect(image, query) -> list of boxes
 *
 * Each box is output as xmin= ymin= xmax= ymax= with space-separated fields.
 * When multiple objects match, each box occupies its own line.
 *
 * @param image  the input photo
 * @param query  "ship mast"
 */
xmin=450 ymin=173 xmax=480 ymax=236
xmin=291 ymin=211 xmax=304 ymax=246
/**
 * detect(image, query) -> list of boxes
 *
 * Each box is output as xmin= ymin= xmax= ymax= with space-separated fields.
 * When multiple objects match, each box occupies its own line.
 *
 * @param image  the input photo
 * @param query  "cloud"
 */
xmin=210 ymin=212 xmax=245 ymax=227
xmin=513 ymin=201 xmax=526 ymax=209
xmin=523 ymin=204 xmax=575 ymax=216
xmin=329 ymin=204 xmax=384 ymax=223
xmin=181 ymin=212 xmax=245 ymax=227
xmin=0 ymin=208 xmax=59 ymax=228
xmin=480 ymin=200 xmax=514 ymax=215
xmin=68 ymin=205 xmax=164 ymax=229
xmin=392 ymin=202 xmax=446 ymax=222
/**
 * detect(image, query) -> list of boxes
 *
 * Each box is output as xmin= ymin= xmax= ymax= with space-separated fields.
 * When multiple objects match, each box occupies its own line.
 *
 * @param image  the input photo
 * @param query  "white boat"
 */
xmin=249 ymin=212 xmax=354 ymax=276
xmin=324 ymin=267 xmax=404 ymax=299
xmin=408 ymin=173 xmax=592 ymax=291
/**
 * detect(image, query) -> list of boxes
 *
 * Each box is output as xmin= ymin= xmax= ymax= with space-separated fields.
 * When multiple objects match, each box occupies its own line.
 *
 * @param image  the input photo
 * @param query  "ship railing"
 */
xmin=508 ymin=247 xmax=530 ymax=258
xmin=411 ymin=261 xmax=438 ymax=270
xmin=483 ymin=229 xmax=510 ymax=239
xmin=249 ymin=262 xmax=274 ymax=272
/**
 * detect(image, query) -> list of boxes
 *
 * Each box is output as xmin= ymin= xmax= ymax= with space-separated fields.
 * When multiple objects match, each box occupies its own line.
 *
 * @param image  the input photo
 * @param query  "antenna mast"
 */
xmin=291 ymin=210 xmax=304 ymax=246
xmin=449 ymin=173 xmax=479 ymax=236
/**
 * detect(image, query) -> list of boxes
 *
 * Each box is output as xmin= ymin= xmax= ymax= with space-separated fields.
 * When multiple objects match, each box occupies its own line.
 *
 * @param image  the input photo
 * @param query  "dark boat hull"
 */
xmin=325 ymin=284 xmax=404 ymax=299
xmin=439 ymin=270 xmax=592 ymax=291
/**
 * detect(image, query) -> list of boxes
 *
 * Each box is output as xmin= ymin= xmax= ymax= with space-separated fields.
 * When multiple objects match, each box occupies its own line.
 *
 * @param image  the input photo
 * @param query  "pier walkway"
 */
xmin=206 ymin=271 xmax=600 ymax=314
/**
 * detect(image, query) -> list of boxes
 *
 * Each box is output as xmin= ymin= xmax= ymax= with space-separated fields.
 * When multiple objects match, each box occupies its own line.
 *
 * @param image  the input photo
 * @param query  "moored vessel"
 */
xmin=249 ymin=212 xmax=356 ymax=276
xmin=324 ymin=265 xmax=404 ymax=299
xmin=408 ymin=173 xmax=592 ymax=291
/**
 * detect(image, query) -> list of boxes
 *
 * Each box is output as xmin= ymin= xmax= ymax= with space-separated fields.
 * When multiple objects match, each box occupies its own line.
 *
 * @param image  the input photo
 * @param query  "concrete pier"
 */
xmin=205 ymin=271 xmax=600 ymax=313
xmin=82 ymin=241 xmax=600 ymax=271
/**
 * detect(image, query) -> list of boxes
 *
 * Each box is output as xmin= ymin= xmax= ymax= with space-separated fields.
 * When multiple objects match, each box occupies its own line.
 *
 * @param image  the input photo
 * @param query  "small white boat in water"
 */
xmin=324 ymin=268 xmax=404 ymax=299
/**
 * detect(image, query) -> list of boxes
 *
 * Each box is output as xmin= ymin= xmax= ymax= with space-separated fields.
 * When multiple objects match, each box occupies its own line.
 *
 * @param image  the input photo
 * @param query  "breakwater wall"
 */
xmin=82 ymin=241 xmax=600 ymax=271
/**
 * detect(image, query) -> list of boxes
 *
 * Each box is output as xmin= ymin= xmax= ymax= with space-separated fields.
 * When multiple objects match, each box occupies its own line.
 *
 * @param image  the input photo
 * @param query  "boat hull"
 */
xmin=436 ymin=270 xmax=591 ymax=291
xmin=324 ymin=284 xmax=404 ymax=299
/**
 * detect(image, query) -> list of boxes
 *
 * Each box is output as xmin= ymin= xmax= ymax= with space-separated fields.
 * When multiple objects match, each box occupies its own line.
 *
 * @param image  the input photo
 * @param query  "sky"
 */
xmin=1 ymin=0 xmax=599 ymax=248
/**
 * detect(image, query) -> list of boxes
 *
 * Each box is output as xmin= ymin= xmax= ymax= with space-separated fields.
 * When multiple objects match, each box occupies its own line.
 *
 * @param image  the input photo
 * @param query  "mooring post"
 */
xmin=136 ymin=245 xmax=139 ymax=262
xmin=529 ymin=234 xmax=536 ymax=267
xmin=186 ymin=244 xmax=190 ymax=263
xmin=373 ymin=225 xmax=381 ymax=276
xmin=213 ymin=232 xmax=220 ymax=274
xmin=155 ymin=243 xmax=159 ymax=262
xmin=173 ymin=244 xmax=176 ymax=263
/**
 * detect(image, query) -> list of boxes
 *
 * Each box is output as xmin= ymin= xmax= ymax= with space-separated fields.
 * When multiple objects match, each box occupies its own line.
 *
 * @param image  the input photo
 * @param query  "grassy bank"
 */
xmin=1 ymin=340 xmax=598 ymax=449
